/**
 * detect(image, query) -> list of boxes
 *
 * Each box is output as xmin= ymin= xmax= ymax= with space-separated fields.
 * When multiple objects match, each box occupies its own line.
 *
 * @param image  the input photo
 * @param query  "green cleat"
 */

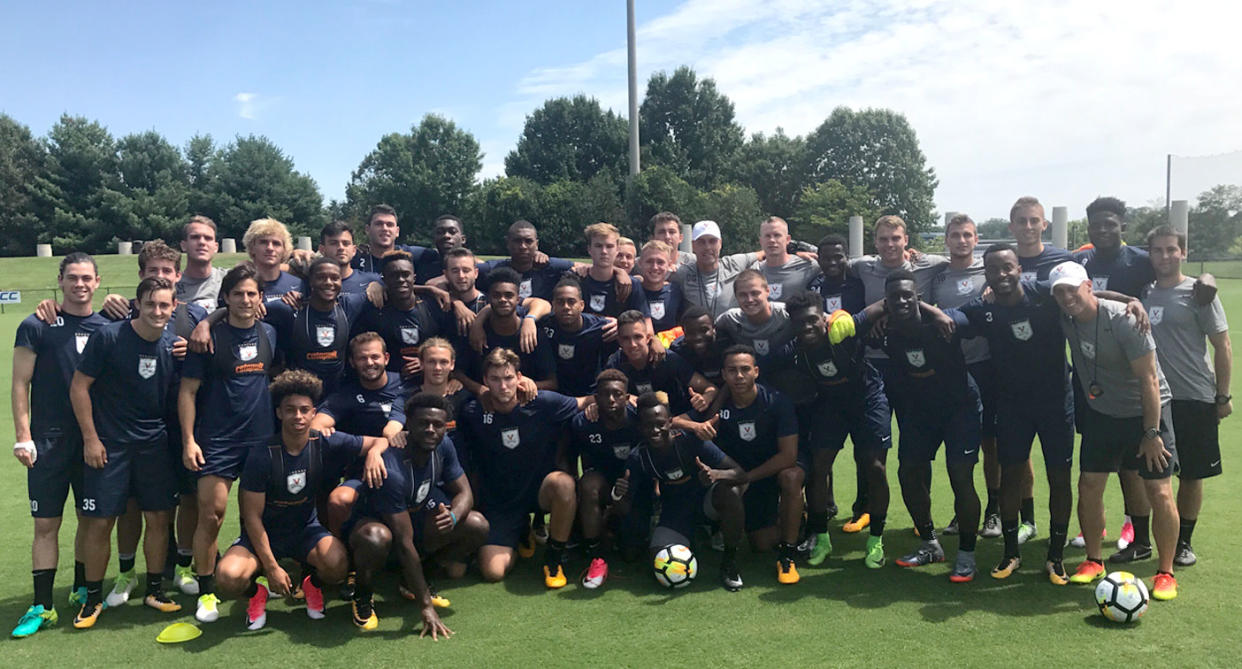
xmin=807 ymin=532 xmax=833 ymax=566
xmin=865 ymin=535 xmax=885 ymax=568
xmin=12 ymin=605 xmax=57 ymax=638
xmin=68 ymin=586 xmax=88 ymax=608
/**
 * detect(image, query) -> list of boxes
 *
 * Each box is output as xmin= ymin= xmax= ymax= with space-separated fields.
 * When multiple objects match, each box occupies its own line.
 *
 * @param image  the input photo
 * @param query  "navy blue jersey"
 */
xmin=317 ymin=372 xmax=407 ymax=437
xmin=959 ymin=281 xmax=1070 ymax=401
xmin=76 ymin=321 xmax=180 ymax=444
xmin=772 ymin=331 xmax=882 ymax=403
xmin=352 ymin=243 xmax=427 ymax=275
xmin=241 ymin=431 xmax=363 ymax=535
xmin=1073 ymin=246 xmax=1155 ymax=298
xmin=808 ymin=274 xmax=867 ymax=315
xmin=411 ymin=248 xmax=447 ymax=286
xmin=355 ymin=299 xmax=451 ymax=382
xmin=260 ymin=271 xmax=303 ymax=304
xmin=364 ymin=438 xmax=464 ymax=515
xmin=342 ymin=269 xmax=381 ymax=295
xmin=479 ymin=257 xmax=575 ymax=301
xmin=1018 ymin=246 xmax=1073 ymax=282
xmin=456 ymin=391 xmax=579 ymax=507
xmin=605 ymin=349 xmax=696 ymax=414
xmin=570 ymin=407 xmax=642 ymax=479
xmin=703 ymin=383 xmax=797 ymax=472
xmin=14 ymin=311 xmax=112 ymax=437
xmin=459 ymin=313 xmax=555 ymax=383
xmin=669 ymin=335 xmax=724 ymax=386
xmin=581 ymin=273 xmax=648 ymax=319
xmin=874 ymin=310 xmax=978 ymax=409
xmin=265 ymin=293 xmax=370 ymax=391
xmin=537 ymin=314 xmax=609 ymax=397
xmin=644 ymin=283 xmax=682 ymax=332
xmin=627 ymin=432 xmax=727 ymax=501
xmin=182 ymin=321 xmax=277 ymax=444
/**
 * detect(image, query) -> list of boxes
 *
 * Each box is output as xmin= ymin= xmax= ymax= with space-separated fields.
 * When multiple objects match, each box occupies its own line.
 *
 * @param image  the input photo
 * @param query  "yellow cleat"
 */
xmin=144 ymin=593 xmax=183 ymax=613
xmin=777 ymin=557 xmax=800 ymax=584
xmin=351 ymin=598 xmax=379 ymax=631
xmin=72 ymin=602 xmax=102 ymax=629
xmin=991 ymin=556 xmax=1021 ymax=580
xmin=517 ymin=529 xmax=537 ymax=559
xmin=1068 ymin=560 xmax=1105 ymax=584
xmin=842 ymin=513 xmax=870 ymax=534
xmin=1151 ymin=572 xmax=1178 ymax=601
xmin=543 ymin=564 xmax=567 ymax=589
xmin=1046 ymin=560 xmax=1069 ymax=586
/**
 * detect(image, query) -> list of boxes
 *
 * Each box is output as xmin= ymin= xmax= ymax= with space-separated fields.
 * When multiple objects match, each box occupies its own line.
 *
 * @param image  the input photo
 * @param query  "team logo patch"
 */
xmin=1010 ymin=319 xmax=1033 ymax=341
xmin=905 ymin=349 xmax=926 ymax=368
xmin=753 ymin=339 xmax=770 ymax=355
xmin=1021 ymin=271 xmax=1036 ymax=283
xmin=817 ymin=360 xmax=838 ymax=377
xmin=1081 ymin=340 xmax=1096 ymax=359
xmin=769 ymin=283 xmax=783 ymax=299
xmin=75 ymin=332 xmax=90 ymax=354
xmin=739 ymin=421 xmax=757 ymax=441
xmin=237 ymin=343 xmax=258 ymax=361
xmin=400 ymin=326 xmax=420 ymax=345
xmin=138 ymin=354 xmax=157 ymax=379
xmin=380 ymin=402 xmax=392 ymax=415
xmin=1149 ymin=306 xmax=1164 ymax=325
xmin=501 ymin=428 xmax=521 ymax=449
xmin=956 ymin=278 xmax=974 ymax=295
xmin=558 ymin=343 xmax=575 ymax=360
xmin=519 ymin=279 xmax=533 ymax=300
xmin=612 ymin=443 xmax=632 ymax=459
xmin=665 ymin=467 xmax=684 ymax=480
xmin=636 ymin=382 xmax=653 ymax=394
xmin=414 ymin=479 xmax=431 ymax=505
xmin=589 ymin=294 xmax=606 ymax=312
xmin=1092 ymin=277 xmax=1109 ymax=291
xmin=824 ymin=296 xmax=842 ymax=312
xmin=316 ymin=325 xmax=335 ymax=347
xmin=286 ymin=471 xmax=306 ymax=494
xmin=650 ymin=301 xmax=665 ymax=320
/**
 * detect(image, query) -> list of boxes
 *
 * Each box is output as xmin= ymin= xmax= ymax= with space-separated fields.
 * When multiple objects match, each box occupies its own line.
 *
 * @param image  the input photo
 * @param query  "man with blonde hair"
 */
xmin=242 ymin=218 xmax=301 ymax=302
xmin=753 ymin=217 xmax=819 ymax=301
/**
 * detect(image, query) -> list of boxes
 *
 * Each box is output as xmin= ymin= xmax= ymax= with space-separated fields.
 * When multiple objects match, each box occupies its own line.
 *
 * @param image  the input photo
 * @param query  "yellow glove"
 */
xmin=827 ymin=310 xmax=855 ymax=344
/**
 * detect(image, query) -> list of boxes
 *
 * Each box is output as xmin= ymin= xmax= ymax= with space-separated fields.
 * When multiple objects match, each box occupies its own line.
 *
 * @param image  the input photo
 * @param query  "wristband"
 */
xmin=14 ymin=440 xmax=36 ymax=463
xmin=449 ymin=510 xmax=458 ymax=527
xmin=523 ymin=314 xmax=536 ymax=320
xmin=610 ymin=487 xmax=624 ymax=502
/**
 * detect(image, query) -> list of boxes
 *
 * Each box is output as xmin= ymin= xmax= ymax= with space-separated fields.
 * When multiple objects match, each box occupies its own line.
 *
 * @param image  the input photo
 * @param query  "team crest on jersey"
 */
xmin=316 ymin=325 xmax=335 ymax=347
xmin=75 ymin=332 xmax=90 ymax=354
xmin=589 ymin=294 xmax=606 ymax=312
xmin=1092 ymin=277 xmax=1109 ymax=291
xmin=1021 ymin=271 xmax=1036 ymax=282
xmin=400 ymin=326 xmax=420 ymax=345
xmin=1149 ymin=306 xmax=1164 ymax=325
xmin=738 ymin=421 xmax=757 ymax=441
xmin=824 ymin=296 xmax=842 ymax=312
xmin=286 ymin=471 xmax=306 ymax=494
xmin=612 ymin=443 xmax=632 ymax=459
xmin=519 ymin=279 xmax=533 ymax=300
xmin=665 ymin=467 xmax=684 ymax=480
xmin=138 ymin=354 xmax=157 ymax=379
xmin=636 ymin=382 xmax=653 ymax=394
xmin=558 ymin=343 xmax=575 ymax=360
xmin=753 ymin=339 xmax=770 ymax=355
xmin=1010 ymin=319 xmax=1033 ymax=341
xmin=817 ymin=359 xmax=838 ymax=377
xmin=650 ymin=301 xmax=665 ymax=320
xmin=237 ymin=343 xmax=258 ymax=361
xmin=1081 ymin=340 xmax=1096 ymax=359
xmin=956 ymin=278 xmax=974 ymax=295
xmin=906 ymin=349 xmax=926 ymax=368
xmin=501 ymin=428 xmax=520 ymax=449
xmin=414 ymin=479 xmax=431 ymax=505
xmin=769 ymin=284 xmax=783 ymax=299
xmin=380 ymin=402 xmax=392 ymax=415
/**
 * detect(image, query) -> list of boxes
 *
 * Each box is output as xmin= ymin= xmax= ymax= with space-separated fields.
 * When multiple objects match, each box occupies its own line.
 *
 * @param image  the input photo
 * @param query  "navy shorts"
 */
xmin=81 ymin=438 xmax=179 ymax=518
xmin=482 ymin=484 xmax=545 ymax=549
xmin=967 ymin=361 xmax=998 ymax=439
xmin=166 ymin=423 xmax=196 ymax=496
xmin=896 ymin=393 xmax=982 ymax=466
xmin=233 ymin=521 xmax=332 ymax=561
xmin=798 ymin=391 xmax=892 ymax=455
xmin=198 ymin=439 xmax=260 ymax=480
xmin=995 ymin=394 xmax=1075 ymax=469
xmin=1080 ymin=405 xmax=1178 ymax=480
xmin=869 ymin=357 xmax=901 ymax=415
xmin=741 ymin=478 xmax=780 ymax=533
xmin=1173 ymin=400 xmax=1222 ymax=480
xmin=28 ymin=432 xmax=84 ymax=518
xmin=650 ymin=481 xmax=714 ymax=548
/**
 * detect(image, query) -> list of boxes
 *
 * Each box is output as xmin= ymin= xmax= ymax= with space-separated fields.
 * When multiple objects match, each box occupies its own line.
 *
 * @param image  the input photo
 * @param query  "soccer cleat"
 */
xmin=1108 ymin=543 xmax=1152 ymax=564
xmin=517 ymin=529 xmax=537 ymax=559
xmin=532 ymin=517 xmax=549 ymax=545
xmin=429 ymin=586 xmax=451 ymax=608
xmin=1046 ymin=560 xmax=1069 ymax=586
xmin=720 ymin=560 xmax=744 ymax=592
xmin=105 ymin=570 xmax=138 ymax=608
xmin=942 ymin=516 xmax=959 ymax=536
xmin=340 ymin=571 xmax=356 ymax=602
xmin=843 ymin=513 xmax=870 ymax=534
xmin=826 ymin=504 xmax=839 ymax=521
xmin=302 ymin=575 xmax=325 ymax=620
xmin=710 ymin=530 xmax=725 ymax=552
xmin=796 ymin=532 xmax=816 ymax=557
xmin=351 ymin=596 xmax=378 ymax=630
xmin=1151 ymin=572 xmax=1178 ymax=601
xmin=1016 ymin=521 xmax=1038 ymax=545
xmin=582 ymin=557 xmax=609 ymax=589
xmin=12 ymin=605 xmax=57 ymax=638
xmin=864 ymin=536 xmax=886 ymax=569
xmin=144 ymin=592 xmax=182 ymax=613
xmin=777 ymin=556 xmax=800 ymax=584
xmin=246 ymin=578 xmax=269 ymax=630
xmin=990 ymin=556 xmax=1021 ymax=580
xmin=543 ymin=564 xmax=567 ymax=589
xmin=195 ymin=593 xmax=220 ymax=623
xmin=807 ymin=532 xmax=832 ymax=566
xmin=1068 ymin=560 xmax=1105 ymax=584
xmin=72 ymin=602 xmax=103 ymax=629
xmin=68 ymin=586 xmax=88 ymax=608
xmin=896 ymin=541 xmax=945 ymax=568
xmin=1117 ymin=518 xmax=1134 ymax=551
xmin=174 ymin=565 xmax=199 ymax=595
xmin=1174 ymin=545 xmax=1198 ymax=567
xmin=980 ymin=514 xmax=1002 ymax=538
xmin=1069 ymin=529 xmax=1106 ymax=548
xmin=949 ymin=552 xmax=976 ymax=583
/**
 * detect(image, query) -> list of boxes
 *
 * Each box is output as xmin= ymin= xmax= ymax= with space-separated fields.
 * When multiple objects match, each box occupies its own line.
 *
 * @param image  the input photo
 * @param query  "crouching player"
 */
xmin=348 ymin=393 xmax=487 ymax=635
xmin=215 ymin=370 xmax=388 ymax=630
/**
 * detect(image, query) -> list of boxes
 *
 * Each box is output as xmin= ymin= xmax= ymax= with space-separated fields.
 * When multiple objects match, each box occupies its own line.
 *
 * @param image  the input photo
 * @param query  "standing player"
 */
xmin=539 ymin=276 xmax=611 ymax=398
xmin=1143 ymin=226 xmax=1232 ymax=566
xmin=638 ymin=240 xmax=682 ymax=333
xmin=459 ymin=267 xmax=554 ymax=391
xmin=1009 ymin=196 xmax=1073 ymax=281
xmin=615 ymin=237 xmax=637 ymax=274
xmin=477 ymin=220 xmax=576 ymax=301
xmin=10 ymin=253 xmax=110 ymax=638
xmin=68 ymin=277 xmax=183 ymax=628
xmin=409 ymin=214 xmax=469 ymax=284
xmin=753 ymin=217 xmax=819 ymax=301
xmin=355 ymin=250 xmax=452 ymax=390
xmin=177 ymin=215 xmax=227 ymax=310
xmin=318 ymin=220 xmax=380 ymax=295
xmin=243 ymin=217 xmax=303 ymax=302
xmin=442 ymin=246 xmax=489 ymax=318
xmin=650 ymin=211 xmax=698 ymax=270
xmin=351 ymin=204 xmax=425 ymax=274
xmin=579 ymin=223 xmax=646 ymax=321
xmin=607 ymin=311 xmax=713 ymax=420
xmin=715 ymin=270 xmax=793 ymax=370
xmin=670 ymin=221 xmax=760 ymax=319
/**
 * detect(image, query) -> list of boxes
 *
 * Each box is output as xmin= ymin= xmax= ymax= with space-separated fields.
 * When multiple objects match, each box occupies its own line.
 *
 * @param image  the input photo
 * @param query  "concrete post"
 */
xmin=118 ymin=241 xmax=133 ymax=255
xmin=221 ymin=238 xmax=237 ymax=254
xmin=849 ymin=215 xmax=864 ymax=258
xmin=680 ymin=224 xmax=691 ymax=254
xmin=296 ymin=236 xmax=313 ymax=251
xmin=36 ymin=244 xmax=52 ymax=257
xmin=1051 ymin=206 xmax=1068 ymax=250
xmin=1171 ymin=200 xmax=1189 ymax=236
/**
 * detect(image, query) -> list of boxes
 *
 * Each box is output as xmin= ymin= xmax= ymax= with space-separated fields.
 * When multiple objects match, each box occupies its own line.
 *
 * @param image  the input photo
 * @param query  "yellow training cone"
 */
xmin=156 ymin=622 xmax=202 ymax=644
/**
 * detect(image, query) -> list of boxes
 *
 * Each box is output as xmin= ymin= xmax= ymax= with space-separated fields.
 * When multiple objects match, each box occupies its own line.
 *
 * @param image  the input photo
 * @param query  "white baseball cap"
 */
xmin=1048 ymin=260 xmax=1090 ymax=290
xmin=691 ymin=220 xmax=722 ymax=241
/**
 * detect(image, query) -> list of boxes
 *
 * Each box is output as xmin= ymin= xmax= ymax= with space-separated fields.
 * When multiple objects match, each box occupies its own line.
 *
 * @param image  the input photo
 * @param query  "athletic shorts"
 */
xmin=233 ymin=521 xmax=332 ymax=562
xmin=481 ymin=482 xmax=546 ymax=549
xmin=198 ymin=439 xmax=261 ymax=480
xmin=1172 ymin=400 xmax=1221 ymax=480
xmin=798 ymin=391 xmax=892 ymax=454
xmin=896 ymin=393 xmax=982 ymax=466
xmin=27 ymin=432 xmax=84 ymax=518
xmin=995 ymin=394 xmax=1075 ymax=469
xmin=81 ymin=437 xmax=179 ymax=518
xmin=650 ymin=481 xmax=717 ymax=548
xmin=869 ymin=357 xmax=901 ymax=415
xmin=967 ymin=361 xmax=998 ymax=439
xmin=1080 ymin=404 xmax=1177 ymax=480
xmin=740 ymin=478 xmax=780 ymax=533
xmin=166 ymin=422 xmax=196 ymax=496
xmin=408 ymin=487 xmax=453 ymax=547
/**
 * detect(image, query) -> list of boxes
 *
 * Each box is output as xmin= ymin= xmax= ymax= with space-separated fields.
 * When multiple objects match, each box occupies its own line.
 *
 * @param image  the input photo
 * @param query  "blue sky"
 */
xmin=3 ymin=0 xmax=1241 ymax=222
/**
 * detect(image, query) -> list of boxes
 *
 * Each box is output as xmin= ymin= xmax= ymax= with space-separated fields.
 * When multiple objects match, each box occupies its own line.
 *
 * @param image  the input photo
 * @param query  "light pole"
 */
xmin=627 ymin=0 xmax=640 ymax=179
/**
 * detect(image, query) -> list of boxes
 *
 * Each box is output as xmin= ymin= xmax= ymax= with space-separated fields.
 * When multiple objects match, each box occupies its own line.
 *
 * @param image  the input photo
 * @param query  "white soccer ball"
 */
xmin=1095 ymin=570 xmax=1149 ymax=623
xmin=653 ymin=544 xmax=698 ymax=589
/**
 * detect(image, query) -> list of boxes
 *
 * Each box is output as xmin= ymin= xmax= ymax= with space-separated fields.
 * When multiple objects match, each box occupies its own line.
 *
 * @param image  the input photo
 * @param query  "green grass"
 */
xmin=1 ymin=254 xmax=1240 ymax=665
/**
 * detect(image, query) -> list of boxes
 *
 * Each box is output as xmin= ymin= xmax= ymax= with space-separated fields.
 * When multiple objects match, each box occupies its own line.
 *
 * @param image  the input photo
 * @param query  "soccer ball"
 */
xmin=653 ymin=544 xmax=698 ymax=589
xmin=1094 ymin=571 xmax=1149 ymax=623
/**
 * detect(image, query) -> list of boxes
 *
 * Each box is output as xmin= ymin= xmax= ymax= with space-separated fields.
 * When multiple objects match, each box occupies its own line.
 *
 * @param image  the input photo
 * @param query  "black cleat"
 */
xmin=1108 ymin=543 xmax=1153 ymax=564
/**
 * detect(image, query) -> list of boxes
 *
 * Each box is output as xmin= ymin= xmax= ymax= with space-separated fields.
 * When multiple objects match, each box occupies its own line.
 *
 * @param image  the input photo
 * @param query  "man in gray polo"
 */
xmin=752 ymin=217 xmax=819 ymax=302
xmin=671 ymin=220 xmax=759 ymax=320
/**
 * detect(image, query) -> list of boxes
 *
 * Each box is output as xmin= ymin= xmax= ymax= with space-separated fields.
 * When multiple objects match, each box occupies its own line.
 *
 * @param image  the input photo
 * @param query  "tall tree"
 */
xmin=346 ymin=114 xmax=482 ymax=241
xmin=184 ymin=134 xmax=218 ymax=218
xmin=804 ymin=107 xmax=938 ymax=236
xmin=640 ymin=66 xmax=744 ymax=190
xmin=729 ymin=129 xmax=806 ymax=219
xmin=38 ymin=115 xmax=126 ymax=252
xmin=205 ymin=135 xmax=325 ymax=239
xmin=505 ymin=95 xmax=628 ymax=185
xmin=791 ymin=180 xmax=878 ymax=245
xmin=1189 ymin=185 xmax=1242 ymax=258
xmin=0 ymin=114 xmax=53 ymax=255
xmin=462 ymin=176 xmax=545 ymax=255
xmin=115 ymin=131 xmax=191 ymax=242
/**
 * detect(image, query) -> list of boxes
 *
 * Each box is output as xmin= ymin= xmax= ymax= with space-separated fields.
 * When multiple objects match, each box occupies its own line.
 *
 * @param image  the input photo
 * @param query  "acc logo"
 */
xmin=414 ymin=479 xmax=431 ymax=505
xmin=769 ymin=283 xmax=783 ymax=300
xmin=905 ymin=349 xmax=926 ymax=368
xmin=237 ymin=343 xmax=258 ymax=361
xmin=753 ymin=339 xmax=770 ymax=355
xmin=400 ymin=326 xmax=420 ymax=345
xmin=286 ymin=470 xmax=306 ymax=494
xmin=501 ymin=428 xmax=521 ymax=449
xmin=1080 ymin=340 xmax=1096 ymax=359
xmin=138 ymin=354 xmax=157 ymax=379
xmin=589 ymin=294 xmax=606 ymax=312
xmin=558 ymin=343 xmax=575 ymax=360
xmin=75 ymin=332 xmax=90 ymax=354
xmin=1010 ymin=319 xmax=1033 ymax=341
xmin=650 ymin=301 xmax=665 ymax=320
xmin=612 ymin=443 xmax=632 ymax=459
xmin=316 ymin=325 xmax=336 ymax=347
xmin=817 ymin=360 xmax=838 ymax=377
xmin=519 ymin=279 xmax=533 ymax=300
xmin=1148 ymin=306 xmax=1164 ymax=325
xmin=824 ymin=296 xmax=841 ymax=312
xmin=738 ymin=421 xmax=757 ymax=441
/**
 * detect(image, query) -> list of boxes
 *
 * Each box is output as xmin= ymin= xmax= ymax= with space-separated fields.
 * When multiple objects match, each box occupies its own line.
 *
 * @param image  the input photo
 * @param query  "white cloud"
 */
xmin=497 ymin=0 xmax=1242 ymax=219
xmin=234 ymin=92 xmax=278 ymax=120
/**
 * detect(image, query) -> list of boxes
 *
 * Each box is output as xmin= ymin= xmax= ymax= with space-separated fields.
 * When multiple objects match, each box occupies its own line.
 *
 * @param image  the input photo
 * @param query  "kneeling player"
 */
xmin=348 ymin=393 xmax=487 ymax=635
xmin=215 ymin=370 xmax=387 ymax=629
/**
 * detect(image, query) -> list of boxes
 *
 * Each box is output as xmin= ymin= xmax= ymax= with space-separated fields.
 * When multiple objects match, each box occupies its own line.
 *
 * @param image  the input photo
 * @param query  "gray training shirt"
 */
xmin=714 ymin=302 xmax=793 ymax=360
xmin=752 ymin=256 xmax=820 ymax=302
xmin=930 ymin=259 xmax=990 ymax=364
xmin=176 ymin=266 xmax=226 ymax=311
xmin=671 ymin=252 xmax=760 ymax=319
xmin=1143 ymin=277 xmax=1229 ymax=404
xmin=849 ymin=252 xmax=949 ymax=358
xmin=1061 ymin=298 xmax=1171 ymax=418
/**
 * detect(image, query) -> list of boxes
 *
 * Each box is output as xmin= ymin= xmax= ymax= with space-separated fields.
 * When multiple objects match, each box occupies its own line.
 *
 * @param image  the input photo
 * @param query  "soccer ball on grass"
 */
xmin=1094 ymin=570 xmax=1149 ymax=623
xmin=653 ymin=544 xmax=697 ymax=589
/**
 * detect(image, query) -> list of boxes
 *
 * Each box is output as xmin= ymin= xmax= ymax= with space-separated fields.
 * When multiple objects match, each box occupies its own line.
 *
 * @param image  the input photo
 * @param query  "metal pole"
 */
xmin=1051 ymin=206 xmax=1068 ymax=250
xmin=626 ymin=0 xmax=640 ymax=178
xmin=1166 ymin=154 xmax=1172 ymax=222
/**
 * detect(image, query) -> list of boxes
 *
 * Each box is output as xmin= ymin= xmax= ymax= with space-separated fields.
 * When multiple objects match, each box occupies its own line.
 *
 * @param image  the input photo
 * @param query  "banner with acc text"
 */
xmin=0 ymin=291 xmax=21 ymax=304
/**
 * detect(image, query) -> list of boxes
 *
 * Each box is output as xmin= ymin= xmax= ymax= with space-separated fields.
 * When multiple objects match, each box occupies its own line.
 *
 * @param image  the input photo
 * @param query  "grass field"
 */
xmin=1 ymin=254 xmax=1240 ymax=666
